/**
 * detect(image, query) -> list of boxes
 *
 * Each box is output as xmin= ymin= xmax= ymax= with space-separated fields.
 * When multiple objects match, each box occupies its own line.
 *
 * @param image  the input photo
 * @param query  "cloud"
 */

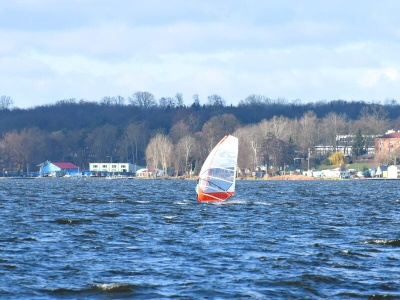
xmin=1 ymin=0 xmax=400 ymax=108
xmin=358 ymin=68 xmax=400 ymax=88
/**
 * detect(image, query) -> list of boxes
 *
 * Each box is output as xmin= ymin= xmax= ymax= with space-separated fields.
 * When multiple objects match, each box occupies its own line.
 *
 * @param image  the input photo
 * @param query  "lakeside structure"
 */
xmin=89 ymin=163 xmax=142 ymax=176
xmin=388 ymin=165 xmax=400 ymax=178
xmin=375 ymin=130 xmax=400 ymax=157
xmin=314 ymin=134 xmax=376 ymax=156
xmin=37 ymin=161 xmax=79 ymax=177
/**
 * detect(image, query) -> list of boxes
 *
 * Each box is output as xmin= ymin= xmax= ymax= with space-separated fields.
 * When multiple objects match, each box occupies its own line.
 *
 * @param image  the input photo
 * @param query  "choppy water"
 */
xmin=0 ymin=178 xmax=399 ymax=299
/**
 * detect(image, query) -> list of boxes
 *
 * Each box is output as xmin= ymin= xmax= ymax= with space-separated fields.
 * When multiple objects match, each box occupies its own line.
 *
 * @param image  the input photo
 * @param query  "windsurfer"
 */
xmin=196 ymin=134 xmax=238 ymax=202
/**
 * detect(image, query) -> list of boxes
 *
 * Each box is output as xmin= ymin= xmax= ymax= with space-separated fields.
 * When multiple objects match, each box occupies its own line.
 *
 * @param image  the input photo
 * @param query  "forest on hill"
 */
xmin=0 ymin=92 xmax=399 ymax=176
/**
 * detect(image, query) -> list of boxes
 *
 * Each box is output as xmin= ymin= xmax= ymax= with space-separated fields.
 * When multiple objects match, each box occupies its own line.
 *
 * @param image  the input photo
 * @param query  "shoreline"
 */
xmin=263 ymin=175 xmax=322 ymax=180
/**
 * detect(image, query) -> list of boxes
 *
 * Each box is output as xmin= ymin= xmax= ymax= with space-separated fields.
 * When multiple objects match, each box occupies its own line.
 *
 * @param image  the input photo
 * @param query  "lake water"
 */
xmin=0 ymin=178 xmax=399 ymax=299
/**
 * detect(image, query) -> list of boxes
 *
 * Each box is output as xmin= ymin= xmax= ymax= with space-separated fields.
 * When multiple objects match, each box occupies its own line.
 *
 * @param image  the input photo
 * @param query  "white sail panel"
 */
xmin=197 ymin=134 xmax=238 ymax=201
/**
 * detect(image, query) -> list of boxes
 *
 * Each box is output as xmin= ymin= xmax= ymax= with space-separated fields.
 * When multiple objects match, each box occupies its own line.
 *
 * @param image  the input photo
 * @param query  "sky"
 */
xmin=1 ymin=0 xmax=400 ymax=108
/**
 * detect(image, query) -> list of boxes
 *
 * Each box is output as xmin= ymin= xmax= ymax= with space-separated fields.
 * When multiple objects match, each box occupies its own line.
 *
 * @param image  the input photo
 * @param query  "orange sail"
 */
xmin=196 ymin=134 xmax=238 ymax=202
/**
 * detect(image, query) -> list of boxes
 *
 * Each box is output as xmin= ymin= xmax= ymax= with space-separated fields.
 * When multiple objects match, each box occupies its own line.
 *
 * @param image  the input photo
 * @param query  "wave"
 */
xmin=364 ymin=239 xmax=400 ymax=246
xmin=94 ymin=283 xmax=135 ymax=292
xmin=44 ymin=283 xmax=137 ymax=297
xmin=97 ymin=212 xmax=120 ymax=217
xmin=163 ymin=215 xmax=178 ymax=220
xmin=52 ymin=218 xmax=93 ymax=225
xmin=338 ymin=249 xmax=372 ymax=257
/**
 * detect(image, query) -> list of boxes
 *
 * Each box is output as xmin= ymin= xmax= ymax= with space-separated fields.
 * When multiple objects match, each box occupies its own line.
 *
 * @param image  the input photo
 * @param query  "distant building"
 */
xmin=375 ymin=130 xmax=400 ymax=158
xmin=38 ymin=161 xmax=79 ymax=177
xmin=89 ymin=163 xmax=142 ymax=175
xmin=315 ymin=134 xmax=376 ymax=156
xmin=136 ymin=168 xmax=152 ymax=177
xmin=387 ymin=165 xmax=400 ymax=179
xmin=306 ymin=168 xmax=349 ymax=179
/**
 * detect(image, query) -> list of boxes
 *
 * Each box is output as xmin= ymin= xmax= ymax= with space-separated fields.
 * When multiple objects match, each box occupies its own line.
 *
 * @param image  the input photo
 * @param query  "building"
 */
xmin=375 ymin=130 xmax=400 ymax=159
xmin=89 ymin=162 xmax=142 ymax=175
xmin=315 ymin=134 xmax=376 ymax=156
xmin=38 ymin=161 xmax=79 ymax=177
xmin=387 ymin=165 xmax=400 ymax=179
xmin=136 ymin=168 xmax=152 ymax=177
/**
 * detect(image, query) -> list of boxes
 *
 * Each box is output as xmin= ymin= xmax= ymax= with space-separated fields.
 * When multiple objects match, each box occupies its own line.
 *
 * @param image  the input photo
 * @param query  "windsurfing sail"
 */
xmin=196 ymin=134 xmax=238 ymax=202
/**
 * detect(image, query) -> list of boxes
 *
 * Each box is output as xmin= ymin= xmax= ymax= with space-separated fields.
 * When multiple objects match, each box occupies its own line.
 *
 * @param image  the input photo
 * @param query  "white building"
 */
xmin=387 ymin=165 xmax=400 ymax=179
xmin=320 ymin=168 xmax=349 ymax=179
xmin=89 ymin=163 xmax=140 ymax=174
xmin=136 ymin=168 xmax=152 ymax=177
xmin=314 ymin=134 xmax=376 ymax=156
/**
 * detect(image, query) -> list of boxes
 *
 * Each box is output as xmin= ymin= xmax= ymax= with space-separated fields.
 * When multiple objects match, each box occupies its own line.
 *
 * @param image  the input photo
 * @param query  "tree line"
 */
xmin=0 ymin=92 xmax=399 ymax=176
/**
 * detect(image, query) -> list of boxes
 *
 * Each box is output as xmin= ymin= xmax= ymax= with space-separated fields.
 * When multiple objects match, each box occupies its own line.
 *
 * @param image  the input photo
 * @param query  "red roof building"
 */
xmin=39 ymin=161 xmax=79 ymax=176
xmin=52 ymin=162 xmax=79 ymax=169
xmin=375 ymin=131 xmax=400 ymax=159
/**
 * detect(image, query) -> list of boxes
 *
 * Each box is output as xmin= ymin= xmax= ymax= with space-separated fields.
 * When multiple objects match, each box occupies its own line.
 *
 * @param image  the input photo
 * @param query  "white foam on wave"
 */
xmin=252 ymin=201 xmax=272 ymax=205
xmin=163 ymin=215 xmax=177 ymax=219
xmin=94 ymin=283 xmax=130 ymax=291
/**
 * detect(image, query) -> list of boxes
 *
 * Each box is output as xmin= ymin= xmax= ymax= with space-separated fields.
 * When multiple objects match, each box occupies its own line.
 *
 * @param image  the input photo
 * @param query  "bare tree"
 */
xmin=191 ymin=94 xmax=200 ymax=108
xmin=0 ymin=95 xmax=14 ymax=110
xmin=100 ymin=96 xmax=113 ymax=106
xmin=169 ymin=121 xmax=191 ymax=144
xmin=207 ymin=94 xmax=226 ymax=107
xmin=320 ymin=113 xmax=348 ymax=150
xmin=265 ymin=115 xmax=292 ymax=141
xmin=374 ymin=151 xmax=391 ymax=166
xmin=145 ymin=138 xmax=159 ymax=175
xmin=238 ymin=94 xmax=270 ymax=106
xmin=85 ymin=125 xmax=119 ymax=162
xmin=233 ymin=125 xmax=261 ymax=175
xmin=128 ymin=91 xmax=157 ymax=109
xmin=123 ymin=122 xmax=148 ymax=164
xmin=1 ymin=128 xmax=46 ymax=173
xmin=115 ymin=95 xmax=125 ymax=105
xmin=159 ymin=97 xmax=176 ymax=108
xmin=174 ymin=135 xmax=195 ymax=177
xmin=353 ymin=105 xmax=390 ymax=135
xmin=100 ymin=95 xmax=125 ymax=106
xmin=158 ymin=93 xmax=183 ymax=108
xmin=145 ymin=134 xmax=173 ymax=176
xmin=261 ymin=132 xmax=288 ymax=173
xmin=297 ymin=111 xmax=319 ymax=153
xmin=175 ymin=93 xmax=184 ymax=107
xmin=192 ymin=132 xmax=209 ymax=175
xmin=201 ymin=114 xmax=240 ymax=152
xmin=160 ymin=136 xmax=173 ymax=175
xmin=1 ymin=131 xmax=24 ymax=171
xmin=187 ymin=113 xmax=201 ymax=132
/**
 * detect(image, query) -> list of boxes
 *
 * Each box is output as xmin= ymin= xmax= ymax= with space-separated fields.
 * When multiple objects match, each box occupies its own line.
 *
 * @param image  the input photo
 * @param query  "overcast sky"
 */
xmin=1 ymin=0 xmax=400 ymax=108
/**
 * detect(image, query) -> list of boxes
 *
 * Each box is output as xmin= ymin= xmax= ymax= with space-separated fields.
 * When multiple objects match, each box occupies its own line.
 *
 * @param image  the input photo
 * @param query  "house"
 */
xmin=38 ymin=161 xmax=79 ymax=177
xmin=320 ymin=168 xmax=350 ymax=179
xmin=136 ymin=168 xmax=152 ymax=177
xmin=387 ymin=165 xmax=400 ymax=179
xmin=89 ymin=163 xmax=143 ymax=175
xmin=315 ymin=134 xmax=376 ymax=156
xmin=135 ymin=168 xmax=167 ymax=177
xmin=375 ymin=130 xmax=400 ymax=160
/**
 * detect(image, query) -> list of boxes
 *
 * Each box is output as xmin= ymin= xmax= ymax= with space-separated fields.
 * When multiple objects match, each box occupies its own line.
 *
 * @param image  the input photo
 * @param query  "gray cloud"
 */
xmin=0 ymin=0 xmax=399 ymax=108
